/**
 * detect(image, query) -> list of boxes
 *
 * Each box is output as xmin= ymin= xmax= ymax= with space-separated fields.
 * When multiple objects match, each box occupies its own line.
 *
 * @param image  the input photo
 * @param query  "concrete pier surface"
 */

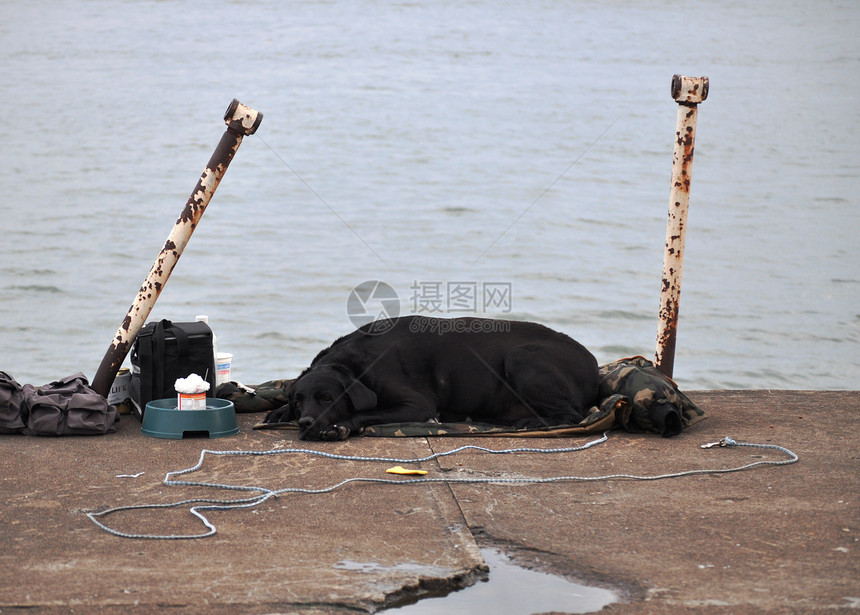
xmin=1 ymin=390 xmax=857 ymax=613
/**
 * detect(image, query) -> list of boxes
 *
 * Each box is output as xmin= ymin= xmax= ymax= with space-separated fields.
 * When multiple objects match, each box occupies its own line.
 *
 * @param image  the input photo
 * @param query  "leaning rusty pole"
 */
xmin=91 ymin=99 xmax=263 ymax=398
xmin=655 ymin=75 xmax=708 ymax=379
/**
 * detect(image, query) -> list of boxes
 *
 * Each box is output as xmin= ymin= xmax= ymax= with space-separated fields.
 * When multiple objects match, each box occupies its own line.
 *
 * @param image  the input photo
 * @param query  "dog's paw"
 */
xmin=320 ymin=424 xmax=351 ymax=440
xmin=263 ymin=405 xmax=290 ymax=423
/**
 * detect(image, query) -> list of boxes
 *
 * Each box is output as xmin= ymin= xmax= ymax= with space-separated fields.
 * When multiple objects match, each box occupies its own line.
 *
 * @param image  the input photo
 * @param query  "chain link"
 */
xmin=86 ymin=434 xmax=797 ymax=540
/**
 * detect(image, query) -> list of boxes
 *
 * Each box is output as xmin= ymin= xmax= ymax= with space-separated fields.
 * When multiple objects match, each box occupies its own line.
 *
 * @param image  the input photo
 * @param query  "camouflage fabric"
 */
xmin=216 ymin=379 xmax=294 ymax=413
xmin=359 ymin=394 xmax=632 ymax=437
xmin=248 ymin=356 xmax=705 ymax=438
xmin=252 ymin=394 xmax=631 ymax=436
xmin=599 ymin=356 xmax=706 ymax=436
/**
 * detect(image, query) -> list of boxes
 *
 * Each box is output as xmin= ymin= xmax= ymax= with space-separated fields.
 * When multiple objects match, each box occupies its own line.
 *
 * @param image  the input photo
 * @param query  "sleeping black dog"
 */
xmin=263 ymin=316 xmax=599 ymax=440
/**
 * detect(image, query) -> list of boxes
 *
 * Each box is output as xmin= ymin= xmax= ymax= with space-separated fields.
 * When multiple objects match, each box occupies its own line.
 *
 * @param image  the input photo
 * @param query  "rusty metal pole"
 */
xmin=91 ymin=99 xmax=263 ymax=397
xmin=655 ymin=75 xmax=708 ymax=378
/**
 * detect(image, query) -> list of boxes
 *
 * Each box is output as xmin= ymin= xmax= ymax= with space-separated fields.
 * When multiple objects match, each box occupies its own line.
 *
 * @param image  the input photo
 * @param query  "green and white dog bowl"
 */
xmin=141 ymin=398 xmax=239 ymax=439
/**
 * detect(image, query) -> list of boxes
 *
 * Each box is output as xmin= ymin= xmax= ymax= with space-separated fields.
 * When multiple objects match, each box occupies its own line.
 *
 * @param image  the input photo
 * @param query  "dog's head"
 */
xmin=287 ymin=364 xmax=377 ymax=440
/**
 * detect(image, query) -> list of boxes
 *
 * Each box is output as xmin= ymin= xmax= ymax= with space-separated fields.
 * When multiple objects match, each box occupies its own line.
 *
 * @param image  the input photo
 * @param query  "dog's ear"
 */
xmin=345 ymin=379 xmax=377 ymax=412
xmin=327 ymin=363 xmax=378 ymax=411
xmin=285 ymin=390 xmax=298 ymax=419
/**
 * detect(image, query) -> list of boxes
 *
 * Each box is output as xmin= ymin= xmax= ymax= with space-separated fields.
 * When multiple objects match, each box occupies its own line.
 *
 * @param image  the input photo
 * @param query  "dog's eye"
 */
xmin=293 ymin=399 xmax=302 ymax=409
xmin=319 ymin=393 xmax=333 ymax=404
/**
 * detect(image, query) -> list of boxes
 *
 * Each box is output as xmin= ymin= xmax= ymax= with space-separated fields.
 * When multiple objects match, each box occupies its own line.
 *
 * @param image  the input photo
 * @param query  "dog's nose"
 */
xmin=297 ymin=417 xmax=314 ymax=430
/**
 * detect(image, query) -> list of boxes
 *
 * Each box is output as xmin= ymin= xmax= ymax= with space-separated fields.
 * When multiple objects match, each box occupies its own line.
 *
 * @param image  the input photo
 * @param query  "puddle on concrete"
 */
xmin=382 ymin=547 xmax=617 ymax=614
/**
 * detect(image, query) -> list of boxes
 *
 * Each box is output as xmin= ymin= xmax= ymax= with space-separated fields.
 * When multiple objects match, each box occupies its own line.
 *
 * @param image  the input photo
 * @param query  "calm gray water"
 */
xmin=1 ymin=0 xmax=858 ymax=390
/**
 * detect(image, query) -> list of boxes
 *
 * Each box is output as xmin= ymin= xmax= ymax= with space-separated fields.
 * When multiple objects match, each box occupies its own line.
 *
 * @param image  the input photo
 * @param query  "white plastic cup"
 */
xmin=216 ymin=352 xmax=233 ymax=385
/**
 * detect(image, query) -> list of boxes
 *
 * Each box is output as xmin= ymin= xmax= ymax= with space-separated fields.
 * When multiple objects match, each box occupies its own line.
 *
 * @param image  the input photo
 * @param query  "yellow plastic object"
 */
xmin=385 ymin=466 xmax=428 ymax=476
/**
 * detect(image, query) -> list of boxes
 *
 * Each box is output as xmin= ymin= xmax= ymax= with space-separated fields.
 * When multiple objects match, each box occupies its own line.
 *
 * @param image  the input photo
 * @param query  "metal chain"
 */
xmin=86 ymin=434 xmax=798 ymax=540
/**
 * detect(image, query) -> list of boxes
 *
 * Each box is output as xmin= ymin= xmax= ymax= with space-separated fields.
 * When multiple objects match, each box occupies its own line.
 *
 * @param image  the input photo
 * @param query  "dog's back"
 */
xmin=318 ymin=316 xmax=599 ymax=424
